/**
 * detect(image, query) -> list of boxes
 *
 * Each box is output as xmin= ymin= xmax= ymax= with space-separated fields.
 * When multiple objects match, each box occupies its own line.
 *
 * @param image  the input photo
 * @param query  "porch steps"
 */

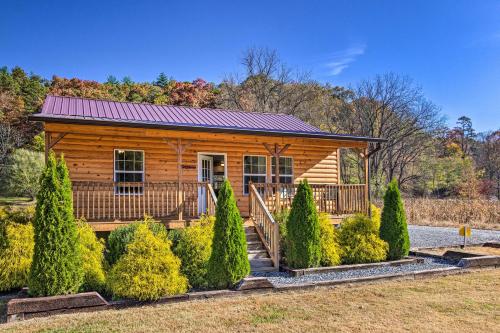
xmin=244 ymin=224 xmax=277 ymax=273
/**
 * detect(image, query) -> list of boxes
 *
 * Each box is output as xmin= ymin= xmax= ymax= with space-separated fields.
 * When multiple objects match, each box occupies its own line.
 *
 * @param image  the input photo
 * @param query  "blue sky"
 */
xmin=1 ymin=0 xmax=499 ymax=132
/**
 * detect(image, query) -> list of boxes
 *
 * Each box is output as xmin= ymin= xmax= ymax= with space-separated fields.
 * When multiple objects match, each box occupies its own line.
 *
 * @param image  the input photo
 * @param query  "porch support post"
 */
xmin=263 ymin=143 xmax=290 ymax=212
xmin=364 ymin=147 xmax=369 ymax=216
xmin=165 ymin=138 xmax=192 ymax=221
xmin=44 ymin=132 xmax=68 ymax=163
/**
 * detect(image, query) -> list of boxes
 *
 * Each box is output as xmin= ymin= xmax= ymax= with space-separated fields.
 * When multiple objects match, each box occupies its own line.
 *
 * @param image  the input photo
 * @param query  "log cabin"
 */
xmin=30 ymin=95 xmax=385 ymax=271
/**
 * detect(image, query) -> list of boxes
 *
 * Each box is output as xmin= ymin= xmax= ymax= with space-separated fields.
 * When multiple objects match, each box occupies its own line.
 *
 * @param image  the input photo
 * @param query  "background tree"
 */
xmin=4 ymin=148 xmax=44 ymax=199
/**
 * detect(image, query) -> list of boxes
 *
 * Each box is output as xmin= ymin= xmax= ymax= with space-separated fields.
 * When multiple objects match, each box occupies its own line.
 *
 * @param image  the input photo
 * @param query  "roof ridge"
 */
xmin=45 ymin=94 xmax=295 ymax=118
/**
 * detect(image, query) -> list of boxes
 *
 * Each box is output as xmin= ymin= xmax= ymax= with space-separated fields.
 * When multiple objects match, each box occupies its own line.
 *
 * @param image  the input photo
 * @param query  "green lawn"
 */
xmin=0 ymin=197 xmax=33 ymax=207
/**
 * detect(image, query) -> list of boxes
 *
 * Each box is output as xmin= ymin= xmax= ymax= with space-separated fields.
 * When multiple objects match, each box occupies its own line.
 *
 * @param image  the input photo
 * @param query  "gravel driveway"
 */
xmin=409 ymin=225 xmax=500 ymax=249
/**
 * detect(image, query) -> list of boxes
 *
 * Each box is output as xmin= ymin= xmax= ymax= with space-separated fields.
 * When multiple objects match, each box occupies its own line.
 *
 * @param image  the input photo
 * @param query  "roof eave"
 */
xmin=28 ymin=114 xmax=387 ymax=143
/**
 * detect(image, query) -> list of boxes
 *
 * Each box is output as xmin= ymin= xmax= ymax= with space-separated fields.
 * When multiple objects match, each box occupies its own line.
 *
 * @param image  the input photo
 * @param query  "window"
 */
xmin=114 ymin=149 xmax=144 ymax=194
xmin=271 ymin=156 xmax=293 ymax=184
xmin=243 ymin=155 xmax=266 ymax=194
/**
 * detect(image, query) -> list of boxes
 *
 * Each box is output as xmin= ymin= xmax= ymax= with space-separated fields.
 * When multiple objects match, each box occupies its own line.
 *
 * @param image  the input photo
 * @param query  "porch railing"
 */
xmin=72 ymin=181 xmax=212 ymax=222
xmin=253 ymin=183 xmax=368 ymax=215
xmin=249 ymin=183 xmax=280 ymax=268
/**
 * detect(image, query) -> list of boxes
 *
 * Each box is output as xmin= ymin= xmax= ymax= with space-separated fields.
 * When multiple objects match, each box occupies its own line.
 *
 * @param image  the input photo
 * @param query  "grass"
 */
xmin=0 ymin=197 xmax=33 ymax=207
xmin=404 ymin=198 xmax=500 ymax=230
xmin=1 ymin=270 xmax=498 ymax=332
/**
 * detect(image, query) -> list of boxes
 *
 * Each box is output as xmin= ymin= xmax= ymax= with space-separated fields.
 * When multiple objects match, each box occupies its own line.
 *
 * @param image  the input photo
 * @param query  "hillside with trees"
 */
xmin=0 ymin=48 xmax=498 ymax=201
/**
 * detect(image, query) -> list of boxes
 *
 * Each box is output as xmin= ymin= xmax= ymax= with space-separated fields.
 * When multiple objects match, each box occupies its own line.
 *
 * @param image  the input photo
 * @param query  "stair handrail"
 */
xmin=206 ymin=183 xmax=217 ymax=216
xmin=249 ymin=183 xmax=280 ymax=269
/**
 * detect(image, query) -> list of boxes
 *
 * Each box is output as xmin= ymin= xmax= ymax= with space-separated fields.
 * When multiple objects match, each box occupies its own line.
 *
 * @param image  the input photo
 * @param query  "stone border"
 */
xmin=4 ymin=266 xmax=497 ymax=323
xmin=281 ymin=257 xmax=424 ymax=277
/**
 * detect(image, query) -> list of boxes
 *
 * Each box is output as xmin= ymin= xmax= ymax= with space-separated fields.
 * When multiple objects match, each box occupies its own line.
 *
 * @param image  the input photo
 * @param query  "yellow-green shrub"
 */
xmin=107 ymin=223 xmax=188 ymax=300
xmin=77 ymin=220 xmax=106 ymax=292
xmin=319 ymin=213 xmax=341 ymax=266
xmin=370 ymin=204 xmax=381 ymax=230
xmin=106 ymin=215 xmax=167 ymax=266
xmin=338 ymin=214 xmax=388 ymax=264
xmin=0 ymin=223 xmax=34 ymax=291
xmin=173 ymin=215 xmax=214 ymax=289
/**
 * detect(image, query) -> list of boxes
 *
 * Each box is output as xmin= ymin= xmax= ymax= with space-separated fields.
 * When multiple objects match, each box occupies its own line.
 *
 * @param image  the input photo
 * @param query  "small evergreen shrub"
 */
xmin=173 ymin=215 xmax=214 ymax=289
xmin=338 ymin=214 xmax=388 ymax=264
xmin=380 ymin=179 xmax=410 ymax=260
xmin=29 ymin=152 xmax=83 ymax=296
xmin=106 ymin=216 xmax=167 ymax=266
xmin=107 ymin=223 xmax=188 ymax=301
xmin=285 ymin=180 xmax=321 ymax=269
xmin=207 ymin=180 xmax=250 ymax=289
xmin=273 ymin=208 xmax=290 ymax=262
xmin=0 ymin=206 xmax=35 ymax=225
xmin=77 ymin=220 xmax=106 ymax=292
xmin=370 ymin=204 xmax=382 ymax=230
xmin=319 ymin=213 xmax=341 ymax=266
xmin=0 ymin=223 xmax=34 ymax=292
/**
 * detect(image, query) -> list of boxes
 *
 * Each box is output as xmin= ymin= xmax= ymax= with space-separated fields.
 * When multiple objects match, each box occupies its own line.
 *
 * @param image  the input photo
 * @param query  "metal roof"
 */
xmin=30 ymin=95 xmax=386 ymax=143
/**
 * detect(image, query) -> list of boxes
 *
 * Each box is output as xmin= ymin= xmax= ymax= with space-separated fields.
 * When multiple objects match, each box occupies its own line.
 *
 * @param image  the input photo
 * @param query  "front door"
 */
xmin=198 ymin=155 xmax=213 ymax=213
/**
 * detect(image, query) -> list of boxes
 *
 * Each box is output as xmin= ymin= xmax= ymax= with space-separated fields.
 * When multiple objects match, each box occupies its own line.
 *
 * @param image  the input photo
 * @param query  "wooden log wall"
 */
xmin=45 ymin=123 xmax=368 ymax=217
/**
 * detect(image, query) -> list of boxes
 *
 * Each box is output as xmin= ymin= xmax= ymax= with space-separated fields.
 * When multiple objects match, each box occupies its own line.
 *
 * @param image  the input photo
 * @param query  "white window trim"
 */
xmin=113 ymin=149 xmax=145 ymax=195
xmin=271 ymin=155 xmax=294 ymax=183
xmin=242 ymin=155 xmax=267 ymax=195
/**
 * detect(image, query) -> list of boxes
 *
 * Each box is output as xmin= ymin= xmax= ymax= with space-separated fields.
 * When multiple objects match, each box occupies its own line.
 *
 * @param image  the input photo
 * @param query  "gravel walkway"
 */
xmin=255 ymin=258 xmax=455 ymax=287
xmin=409 ymin=225 xmax=500 ymax=249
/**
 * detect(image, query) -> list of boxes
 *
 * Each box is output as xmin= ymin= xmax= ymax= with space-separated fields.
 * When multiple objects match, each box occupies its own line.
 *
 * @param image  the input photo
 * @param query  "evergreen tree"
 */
xmin=380 ymin=179 xmax=410 ymax=260
xmin=207 ymin=180 xmax=250 ymax=289
xmin=285 ymin=179 xmax=321 ymax=268
xmin=154 ymin=72 xmax=171 ymax=87
xmin=29 ymin=152 xmax=82 ymax=296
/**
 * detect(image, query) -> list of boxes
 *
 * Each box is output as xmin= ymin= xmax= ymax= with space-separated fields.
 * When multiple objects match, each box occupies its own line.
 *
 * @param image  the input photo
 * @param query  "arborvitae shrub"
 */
xmin=371 ymin=204 xmax=382 ymax=230
xmin=173 ymin=215 xmax=214 ymax=289
xmin=207 ymin=180 xmax=250 ymax=289
xmin=77 ymin=220 xmax=106 ymax=292
xmin=338 ymin=214 xmax=388 ymax=264
xmin=106 ymin=216 xmax=167 ymax=266
xmin=319 ymin=213 xmax=341 ymax=266
xmin=29 ymin=152 xmax=83 ymax=296
xmin=285 ymin=180 xmax=321 ymax=269
xmin=272 ymin=208 xmax=290 ymax=261
xmin=0 ymin=223 xmax=34 ymax=291
xmin=380 ymin=179 xmax=410 ymax=260
xmin=107 ymin=223 xmax=188 ymax=300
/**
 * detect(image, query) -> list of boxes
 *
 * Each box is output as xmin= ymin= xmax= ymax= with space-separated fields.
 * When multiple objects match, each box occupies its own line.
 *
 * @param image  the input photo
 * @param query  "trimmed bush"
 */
xmin=319 ymin=213 xmax=341 ymax=266
xmin=107 ymin=223 xmax=188 ymax=301
xmin=106 ymin=216 xmax=167 ymax=266
xmin=0 ymin=205 xmax=35 ymax=225
xmin=173 ymin=215 xmax=214 ymax=289
xmin=285 ymin=180 xmax=321 ymax=269
xmin=338 ymin=214 xmax=388 ymax=264
xmin=77 ymin=220 xmax=106 ymax=292
xmin=272 ymin=208 xmax=290 ymax=262
xmin=380 ymin=179 xmax=410 ymax=260
xmin=370 ymin=204 xmax=382 ymax=230
xmin=0 ymin=223 xmax=34 ymax=292
xmin=29 ymin=152 xmax=83 ymax=296
xmin=207 ymin=180 xmax=250 ymax=289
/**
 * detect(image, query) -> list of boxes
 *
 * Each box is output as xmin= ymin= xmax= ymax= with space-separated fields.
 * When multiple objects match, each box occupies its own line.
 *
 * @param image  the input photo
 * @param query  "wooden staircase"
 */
xmin=245 ymin=222 xmax=276 ymax=273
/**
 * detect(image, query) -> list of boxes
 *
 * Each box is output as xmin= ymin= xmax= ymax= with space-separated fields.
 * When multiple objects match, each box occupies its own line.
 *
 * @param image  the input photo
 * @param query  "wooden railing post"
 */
xmin=273 ymin=222 xmax=280 ymax=269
